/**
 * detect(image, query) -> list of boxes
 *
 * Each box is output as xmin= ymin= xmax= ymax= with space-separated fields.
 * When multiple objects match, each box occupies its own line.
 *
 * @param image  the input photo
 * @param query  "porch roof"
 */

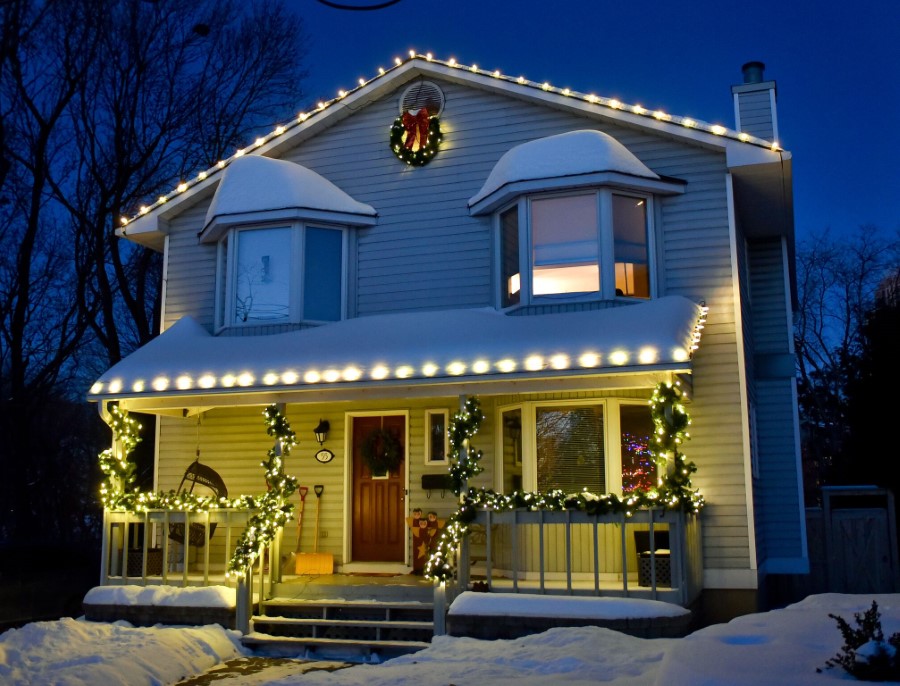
xmin=89 ymin=296 xmax=705 ymax=409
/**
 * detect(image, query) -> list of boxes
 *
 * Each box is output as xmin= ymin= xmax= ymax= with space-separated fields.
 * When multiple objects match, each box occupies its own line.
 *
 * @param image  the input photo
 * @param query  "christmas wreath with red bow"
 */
xmin=389 ymin=107 xmax=442 ymax=166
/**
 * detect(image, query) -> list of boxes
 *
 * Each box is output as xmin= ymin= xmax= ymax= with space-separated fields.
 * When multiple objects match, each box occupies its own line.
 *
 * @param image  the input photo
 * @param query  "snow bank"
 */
xmin=267 ymin=627 xmax=674 ymax=686
xmin=84 ymin=584 xmax=236 ymax=608
xmin=0 ymin=617 xmax=244 ymax=686
xmin=655 ymin=593 xmax=900 ymax=686
xmin=449 ymin=592 xmax=689 ymax=619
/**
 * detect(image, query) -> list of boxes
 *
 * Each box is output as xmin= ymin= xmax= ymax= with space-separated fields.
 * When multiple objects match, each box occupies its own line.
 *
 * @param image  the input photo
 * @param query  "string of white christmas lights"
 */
xmin=119 ymin=52 xmax=780 ymax=228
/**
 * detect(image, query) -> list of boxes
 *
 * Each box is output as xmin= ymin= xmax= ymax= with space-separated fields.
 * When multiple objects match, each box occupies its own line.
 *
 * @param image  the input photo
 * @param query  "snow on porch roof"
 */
xmin=89 ymin=297 xmax=707 ymax=401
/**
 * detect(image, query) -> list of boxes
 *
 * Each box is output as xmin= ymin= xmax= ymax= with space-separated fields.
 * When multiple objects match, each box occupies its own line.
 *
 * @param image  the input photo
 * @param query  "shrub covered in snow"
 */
xmin=824 ymin=601 xmax=900 ymax=681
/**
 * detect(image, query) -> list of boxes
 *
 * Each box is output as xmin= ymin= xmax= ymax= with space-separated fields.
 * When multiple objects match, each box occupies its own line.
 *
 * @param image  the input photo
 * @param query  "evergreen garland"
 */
xmin=98 ymin=404 xmax=141 ymax=508
xmin=448 ymin=397 xmax=485 ymax=494
xmin=360 ymin=427 xmax=404 ymax=474
xmin=426 ymin=383 xmax=704 ymax=582
xmin=97 ymin=404 xmax=300 ymax=579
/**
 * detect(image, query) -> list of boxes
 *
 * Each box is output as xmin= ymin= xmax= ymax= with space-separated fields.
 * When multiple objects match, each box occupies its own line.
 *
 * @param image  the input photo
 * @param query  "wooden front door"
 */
xmin=351 ymin=415 xmax=406 ymax=562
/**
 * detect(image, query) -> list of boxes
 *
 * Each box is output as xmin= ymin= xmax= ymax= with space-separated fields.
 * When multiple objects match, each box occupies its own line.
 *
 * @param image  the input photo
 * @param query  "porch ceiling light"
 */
xmin=152 ymin=376 xmax=170 ymax=391
xmin=263 ymin=372 xmax=280 ymax=385
xmin=314 ymin=419 xmax=330 ymax=445
xmin=422 ymin=363 xmax=439 ymax=377
xmin=282 ymin=371 xmax=299 ymax=384
xmin=132 ymin=380 xmax=145 ymax=393
xmin=323 ymin=369 xmax=341 ymax=382
xmin=237 ymin=372 xmax=254 ymax=387
xmin=342 ymin=366 xmax=362 ymax=381
xmin=221 ymin=374 xmax=237 ymax=387
xmin=395 ymin=365 xmax=414 ymax=379
xmin=371 ymin=365 xmax=389 ymax=380
xmin=90 ymin=382 xmax=103 ymax=394
xmin=198 ymin=374 xmax=216 ymax=389
xmin=176 ymin=375 xmax=193 ymax=390
xmin=107 ymin=379 xmax=123 ymax=394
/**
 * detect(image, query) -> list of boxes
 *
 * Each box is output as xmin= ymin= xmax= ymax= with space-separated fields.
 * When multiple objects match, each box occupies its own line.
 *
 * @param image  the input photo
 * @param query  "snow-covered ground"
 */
xmin=2 ymin=593 xmax=898 ymax=685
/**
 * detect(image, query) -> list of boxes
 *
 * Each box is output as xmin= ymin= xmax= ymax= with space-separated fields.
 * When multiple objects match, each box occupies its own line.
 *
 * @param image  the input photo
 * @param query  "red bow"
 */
xmin=402 ymin=108 xmax=430 ymax=151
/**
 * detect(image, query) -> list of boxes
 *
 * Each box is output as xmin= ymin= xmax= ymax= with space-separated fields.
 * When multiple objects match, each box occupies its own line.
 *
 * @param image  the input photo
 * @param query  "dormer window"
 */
xmin=499 ymin=190 xmax=652 ymax=306
xmin=471 ymin=130 xmax=684 ymax=308
xmin=199 ymin=155 xmax=376 ymax=330
xmin=218 ymin=223 xmax=345 ymax=327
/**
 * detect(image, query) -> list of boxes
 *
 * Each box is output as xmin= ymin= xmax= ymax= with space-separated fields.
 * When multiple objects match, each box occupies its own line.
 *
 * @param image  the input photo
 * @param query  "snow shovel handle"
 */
xmin=314 ymin=484 xmax=324 ymax=498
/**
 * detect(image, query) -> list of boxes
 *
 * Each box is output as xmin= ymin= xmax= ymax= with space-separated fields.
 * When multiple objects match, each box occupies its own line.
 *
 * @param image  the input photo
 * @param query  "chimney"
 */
xmin=731 ymin=61 xmax=779 ymax=143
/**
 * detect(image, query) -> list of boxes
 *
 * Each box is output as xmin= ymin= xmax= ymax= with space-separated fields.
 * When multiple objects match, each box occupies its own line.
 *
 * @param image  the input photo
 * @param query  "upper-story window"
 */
xmin=217 ymin=223 xmax=345 ymax=327
xmin=200 ymin=155 xmax=376 ymax=331
xmin=499 ymin=190 xmax=652 ymax=307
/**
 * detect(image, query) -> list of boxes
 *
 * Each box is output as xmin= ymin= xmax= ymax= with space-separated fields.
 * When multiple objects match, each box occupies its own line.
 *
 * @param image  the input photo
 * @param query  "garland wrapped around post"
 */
xmin=426 ymin=382 xmax=704 ymax=582
xmin=227 ymin=406 xmax=298 ymax=577
xmin=98 ymin=404 xmax=142 ymax=508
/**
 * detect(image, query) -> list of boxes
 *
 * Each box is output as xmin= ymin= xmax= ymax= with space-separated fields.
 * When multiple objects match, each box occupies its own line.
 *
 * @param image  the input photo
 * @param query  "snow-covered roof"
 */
xmin=468 ymin=130 xmax=660 ymax=211
xmin=89 ymin=297 xmax=706 ymax=402
xmin=201 ymin=156 xmax=376 ymax=237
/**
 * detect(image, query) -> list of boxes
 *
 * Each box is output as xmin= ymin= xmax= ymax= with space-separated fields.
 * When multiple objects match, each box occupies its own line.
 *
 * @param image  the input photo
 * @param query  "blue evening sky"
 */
xmin=290 ymin=0 xmax=899 ymax=243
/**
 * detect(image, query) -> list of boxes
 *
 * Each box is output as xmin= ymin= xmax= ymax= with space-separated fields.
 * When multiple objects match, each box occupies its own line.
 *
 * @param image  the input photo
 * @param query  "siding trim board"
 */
xmin=726 ymin=173 xmax=758 ymax=573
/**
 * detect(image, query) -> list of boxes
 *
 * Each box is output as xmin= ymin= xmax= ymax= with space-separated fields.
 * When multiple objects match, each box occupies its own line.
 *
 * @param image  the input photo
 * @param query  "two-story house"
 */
xmin=90 ymin=54 xmax=806 ymax=622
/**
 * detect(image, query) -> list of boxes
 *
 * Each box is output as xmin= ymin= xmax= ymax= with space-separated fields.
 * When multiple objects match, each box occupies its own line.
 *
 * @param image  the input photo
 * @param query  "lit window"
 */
xmin=532 ymin=195 xmax=600 ymax=296
xmin=613 ymin=195 xmax=650 ymax=298
xmin=620 ymin=403 xmax=656 ymax=493
xmin=536 ymin=404 xmax=605 ymax=493
xmin=497 ymin=190 xmax=653 ymax=306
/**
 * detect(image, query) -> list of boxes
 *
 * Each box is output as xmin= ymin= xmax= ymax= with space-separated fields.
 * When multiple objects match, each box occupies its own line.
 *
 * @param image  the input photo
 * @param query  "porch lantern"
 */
xmin=314 ymin=419 xmax=331 ymax=445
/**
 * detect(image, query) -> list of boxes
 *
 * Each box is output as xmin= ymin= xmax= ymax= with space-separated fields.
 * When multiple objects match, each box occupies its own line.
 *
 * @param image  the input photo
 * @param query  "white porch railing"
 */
xmin=101 ymin=509 xmax=282 ymax=633
xmin=434 ymin=508 xmax=702 ymax=632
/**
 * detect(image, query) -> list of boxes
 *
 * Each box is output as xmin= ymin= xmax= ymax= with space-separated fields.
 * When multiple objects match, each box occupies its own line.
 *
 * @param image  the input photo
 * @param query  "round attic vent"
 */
xmin=399 ymin=81 xmax=445 ymax=117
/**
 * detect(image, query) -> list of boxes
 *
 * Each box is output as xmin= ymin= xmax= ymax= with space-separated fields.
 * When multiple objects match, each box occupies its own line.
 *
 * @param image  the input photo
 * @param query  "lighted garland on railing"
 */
xmin=425 ymin=382 xmax=704 ymax=582
xmin=98 ymin=404 xmax=301 ymax=578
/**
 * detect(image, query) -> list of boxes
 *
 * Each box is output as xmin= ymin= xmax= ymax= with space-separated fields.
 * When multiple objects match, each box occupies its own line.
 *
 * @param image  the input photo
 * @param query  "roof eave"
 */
xmin=94 ymin=363 xmax=692 ymax=413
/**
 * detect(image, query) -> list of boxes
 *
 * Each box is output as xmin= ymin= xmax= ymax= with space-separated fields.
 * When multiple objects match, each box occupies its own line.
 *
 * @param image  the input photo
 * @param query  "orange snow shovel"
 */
xmin=295 ymin=485 xmax=333 ymax=575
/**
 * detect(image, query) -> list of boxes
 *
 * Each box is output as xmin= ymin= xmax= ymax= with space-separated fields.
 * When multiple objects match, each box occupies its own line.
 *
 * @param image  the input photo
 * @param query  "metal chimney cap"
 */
xmin=742 ymin=61 xmax=766 ymax=84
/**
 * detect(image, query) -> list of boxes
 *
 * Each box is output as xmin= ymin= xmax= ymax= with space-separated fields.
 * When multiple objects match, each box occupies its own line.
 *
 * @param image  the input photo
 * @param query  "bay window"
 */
xmin=498 ymin=190 xmax=652 ymax=307
xmin=217 ymin=223 xmax=345 ymax=329
xmin=499 ymin=399 xmax=658 ymax=497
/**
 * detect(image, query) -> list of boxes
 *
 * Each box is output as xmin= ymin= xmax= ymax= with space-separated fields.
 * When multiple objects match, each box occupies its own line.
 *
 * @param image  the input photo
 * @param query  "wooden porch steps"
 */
xmin=244 ymin=598 xmax=434 ymax=660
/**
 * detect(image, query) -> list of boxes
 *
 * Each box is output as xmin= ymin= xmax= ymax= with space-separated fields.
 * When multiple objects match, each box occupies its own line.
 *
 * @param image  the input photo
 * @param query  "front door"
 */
xmin=351 ymin=415 xmax=406 ymax=562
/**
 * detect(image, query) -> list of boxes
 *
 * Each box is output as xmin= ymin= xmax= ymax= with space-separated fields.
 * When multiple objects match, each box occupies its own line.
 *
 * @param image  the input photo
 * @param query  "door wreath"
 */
xmin=361 ymin=427 xmax=403 ymax=475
